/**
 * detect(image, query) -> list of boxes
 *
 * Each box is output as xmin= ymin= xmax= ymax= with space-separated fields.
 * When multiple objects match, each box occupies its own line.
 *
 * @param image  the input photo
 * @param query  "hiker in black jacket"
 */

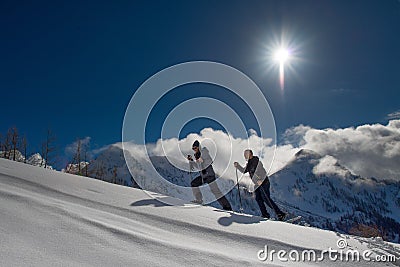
xmin=188 ymin=140 xmax=232 ymax=211
xmin=234 ymin=149 xmax=286 ymax=220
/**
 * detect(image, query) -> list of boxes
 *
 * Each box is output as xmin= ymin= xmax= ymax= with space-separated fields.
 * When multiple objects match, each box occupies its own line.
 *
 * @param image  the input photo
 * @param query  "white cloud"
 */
xmin=118 ymin=128 xmax=297 ymax=187
xmin=285 ymin=120 xmax=400 ymax=181
xmin=147 ymin=128 xmax=279 ymax=183
xmin=283 ymin=124 xmax=311 ymax=146
xmin=108 ymin=119 xmax=400 ymax=184
xmin=387 ymin=110 xmax=400 ymax=120
xmin=312 ymin=155 xmax=348 ymax=177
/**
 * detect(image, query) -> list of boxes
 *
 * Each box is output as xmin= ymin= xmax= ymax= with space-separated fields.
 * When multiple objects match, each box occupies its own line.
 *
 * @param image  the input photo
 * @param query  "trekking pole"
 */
xmin=189 ymin=160 xmax=194 ymax=181
xmin=235 ymin=168 xmax=244 ymax=213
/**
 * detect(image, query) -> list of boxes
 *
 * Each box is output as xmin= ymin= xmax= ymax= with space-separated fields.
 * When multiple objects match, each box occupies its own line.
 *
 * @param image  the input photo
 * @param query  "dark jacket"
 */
xmin=237 ymin=156 xmax=268 ymax=184
xmin=189 ymin=147 xmax=215 ymax=178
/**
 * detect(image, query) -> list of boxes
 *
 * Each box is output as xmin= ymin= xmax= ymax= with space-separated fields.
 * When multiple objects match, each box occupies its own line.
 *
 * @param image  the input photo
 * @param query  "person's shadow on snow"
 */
xmin=130 ymin=198 xmax=173 ymax=207
xmin=216 ymin=210 xmax=265 ymax=226
xmin=130 ymin=195 xmax=191 ymax=207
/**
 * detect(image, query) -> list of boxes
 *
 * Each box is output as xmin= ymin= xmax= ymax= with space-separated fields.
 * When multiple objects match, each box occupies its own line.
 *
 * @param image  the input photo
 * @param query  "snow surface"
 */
xmin=84 ymin=145 xmax=400 ymax=243
xmin=1 ymin=158 xmax=399 ymax=266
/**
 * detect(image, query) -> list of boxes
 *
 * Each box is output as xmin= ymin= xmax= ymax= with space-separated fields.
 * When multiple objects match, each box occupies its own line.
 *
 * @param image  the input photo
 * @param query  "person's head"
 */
xmin=244 ymin=149 xmax=253 ymax=160
xmin=192 ymin=140 xmax=200 ymax=153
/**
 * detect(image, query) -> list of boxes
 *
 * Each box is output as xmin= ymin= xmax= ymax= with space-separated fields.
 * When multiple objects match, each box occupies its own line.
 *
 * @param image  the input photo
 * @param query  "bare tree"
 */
xmin=0 ymin=132 xmax=2 ymax=156
xmin=66 ymin=137 xmax=93 ymax=176
xmin=82 ymin=140 xmax=91 ymax=177
xmin=2 ymin=128 xmax=12 ymax=159
xmin=42 ymin=129 xmax=56 ymax=168
xmin=67 ymin=138 xmax=83 ymax=175
xmin=112 ymin=166 xmax=118 ymax=184
xmin=83 ymin=149 xmax=88 ymax=177
xmin=95 ymin=160 xmax=105 ymax=180
xmin=40 ymin=143 xmax=45 ymax=167
xmin=11 ymin=127 xmax=19 ymax=161
xmin=21 ymin=135 xmax=28 ymax=163
xmin=76 ymin=139 xmax=81 ymax=174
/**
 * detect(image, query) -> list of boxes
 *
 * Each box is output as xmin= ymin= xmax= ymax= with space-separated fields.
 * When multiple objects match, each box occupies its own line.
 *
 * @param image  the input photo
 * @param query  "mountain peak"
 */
xmin=294 ymin=149 xmax=321 ymax=159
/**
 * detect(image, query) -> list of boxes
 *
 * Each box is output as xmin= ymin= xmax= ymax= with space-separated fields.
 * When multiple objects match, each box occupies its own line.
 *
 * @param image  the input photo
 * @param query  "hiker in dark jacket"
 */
xmin=188 ymin=140 xmax=232 ymax=211
xmin=234 ymin=149 xmax=286 ymax=220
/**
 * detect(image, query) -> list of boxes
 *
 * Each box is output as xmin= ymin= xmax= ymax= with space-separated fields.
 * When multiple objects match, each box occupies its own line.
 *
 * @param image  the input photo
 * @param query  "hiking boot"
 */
xmin=262 ymin=214 xmax=270 ymax=219
xmin=277 ymin=213 xmax=287 ymax=221
xmin=191 ymin=199 xmax=203 ymax=205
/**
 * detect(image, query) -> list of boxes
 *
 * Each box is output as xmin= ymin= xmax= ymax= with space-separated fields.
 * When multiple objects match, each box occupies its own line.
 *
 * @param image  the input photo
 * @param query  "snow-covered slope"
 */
xmin=86 ymin=145 xmax=254 ymax=212
xmin=85 ymin=145 xmax=400 ymax=244
xmin=1 ymin=158 xmax=399 ymax=266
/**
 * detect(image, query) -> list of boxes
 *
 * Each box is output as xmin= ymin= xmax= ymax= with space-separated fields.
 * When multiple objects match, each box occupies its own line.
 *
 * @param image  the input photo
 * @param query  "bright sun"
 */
xmin=274 ymin=48 xmax=290 ymax=63
xmin=273 ymin=48 xmax=290 ymax=91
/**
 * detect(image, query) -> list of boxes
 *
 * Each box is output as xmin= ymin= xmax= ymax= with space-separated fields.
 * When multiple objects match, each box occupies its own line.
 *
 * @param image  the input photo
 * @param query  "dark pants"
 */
xmin=191 ymin=175 xmax=232 ymax=210
xmin=255 ymin=179 xmax=283 ymax=218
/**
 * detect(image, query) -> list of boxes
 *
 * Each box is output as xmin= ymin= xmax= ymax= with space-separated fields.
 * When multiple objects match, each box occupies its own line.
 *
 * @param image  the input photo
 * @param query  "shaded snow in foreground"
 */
xmin=0 ymin=159 xmax=399 ymax=266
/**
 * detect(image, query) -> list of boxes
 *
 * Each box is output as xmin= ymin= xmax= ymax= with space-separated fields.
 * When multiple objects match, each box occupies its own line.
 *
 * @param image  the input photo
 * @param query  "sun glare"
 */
xmin=274 ymin=48 xmax=290 ymax=91
xmin=260 ymin=35 xmax=301 ymax=92
xmin=274 ymin=48 xmax=290 ymax=63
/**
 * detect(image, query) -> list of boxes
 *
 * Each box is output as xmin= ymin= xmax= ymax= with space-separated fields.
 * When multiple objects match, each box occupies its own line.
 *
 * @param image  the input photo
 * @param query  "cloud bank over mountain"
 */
xmin=285 ymin=119 xmax=400 ymax=181
xmin=92 ymin=120 xmax=400 ymax=183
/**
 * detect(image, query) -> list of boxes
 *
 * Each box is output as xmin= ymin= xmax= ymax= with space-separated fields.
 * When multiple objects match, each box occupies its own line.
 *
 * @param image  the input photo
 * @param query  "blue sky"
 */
xmin=1 ymin=0 xmax=400 ymax=164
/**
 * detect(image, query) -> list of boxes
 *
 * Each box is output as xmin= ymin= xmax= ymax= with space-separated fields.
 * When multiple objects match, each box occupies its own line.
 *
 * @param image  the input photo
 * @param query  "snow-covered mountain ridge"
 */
xmin=0 ymin=150 xmax=53 ymax=169
xmin=270 ymin=149 xmax=400 ymax=243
